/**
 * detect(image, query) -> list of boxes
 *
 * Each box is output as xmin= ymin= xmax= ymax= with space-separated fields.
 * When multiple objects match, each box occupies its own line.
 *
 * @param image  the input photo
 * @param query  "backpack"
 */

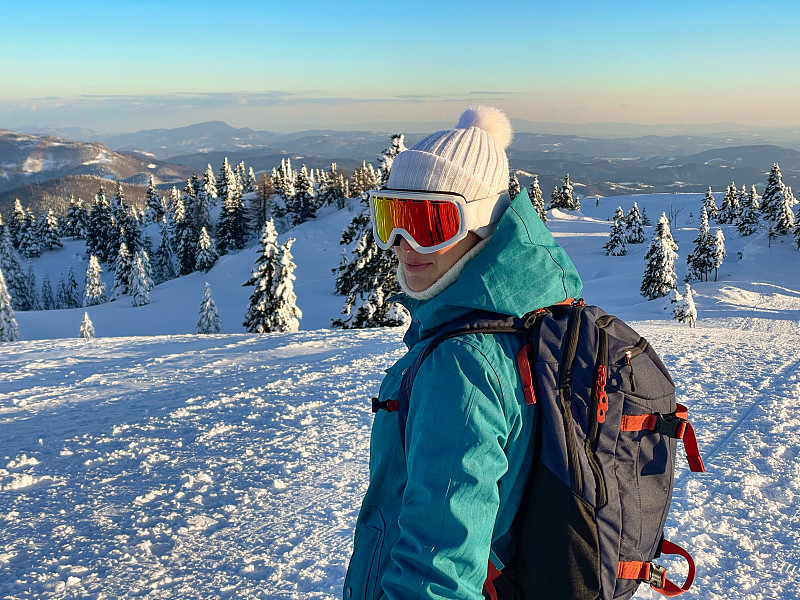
xmin=372 ymin=300 xmax=705 ymax=600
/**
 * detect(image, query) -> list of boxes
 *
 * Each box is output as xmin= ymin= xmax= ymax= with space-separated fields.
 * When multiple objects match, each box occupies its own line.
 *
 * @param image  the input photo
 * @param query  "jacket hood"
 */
xmin=399 ymin=187 xmax=583 ymax=343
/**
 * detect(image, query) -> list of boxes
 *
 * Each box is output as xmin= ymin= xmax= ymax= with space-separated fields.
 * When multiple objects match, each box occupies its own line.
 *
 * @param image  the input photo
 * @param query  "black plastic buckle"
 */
xmin=647 ymin=563 xmax=666 ymax=589
xmin=653 ymin=412 xmax=688 ymax=439
xmin=371 ymin=397 xmax=397 ymax=413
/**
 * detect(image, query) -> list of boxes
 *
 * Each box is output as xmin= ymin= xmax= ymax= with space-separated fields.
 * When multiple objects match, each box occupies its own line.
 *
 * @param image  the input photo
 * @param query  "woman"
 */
xmin=343 ymin=106 xmax=583 ymax=600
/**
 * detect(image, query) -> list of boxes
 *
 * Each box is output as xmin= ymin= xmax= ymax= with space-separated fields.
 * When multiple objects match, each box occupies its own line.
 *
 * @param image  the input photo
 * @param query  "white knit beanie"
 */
xmin=387 ymin=106 xmax=513 ymax=238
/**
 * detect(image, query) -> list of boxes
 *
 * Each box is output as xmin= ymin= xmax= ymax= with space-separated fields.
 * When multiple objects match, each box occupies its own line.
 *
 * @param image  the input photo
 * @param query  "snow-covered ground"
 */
xmin=3 ymin=192 xmax=800 ymax=598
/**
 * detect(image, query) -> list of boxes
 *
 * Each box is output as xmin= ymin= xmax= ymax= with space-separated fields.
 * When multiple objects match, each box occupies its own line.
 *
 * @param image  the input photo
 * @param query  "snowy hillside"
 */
xmin=3 ymin=193 xmax=800 ymax=599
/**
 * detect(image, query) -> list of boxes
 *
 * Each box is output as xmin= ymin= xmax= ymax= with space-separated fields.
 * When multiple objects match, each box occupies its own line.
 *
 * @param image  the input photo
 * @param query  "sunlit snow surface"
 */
xmin=1 ymin=330 xmax=404 ymax=599
xmin=3 ymin=192 xmax=800 ymax=598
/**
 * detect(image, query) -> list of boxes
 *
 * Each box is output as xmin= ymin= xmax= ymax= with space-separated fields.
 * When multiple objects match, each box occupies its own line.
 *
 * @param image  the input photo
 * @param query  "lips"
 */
xmin=402 ymin=260 xmax=431 ymax=273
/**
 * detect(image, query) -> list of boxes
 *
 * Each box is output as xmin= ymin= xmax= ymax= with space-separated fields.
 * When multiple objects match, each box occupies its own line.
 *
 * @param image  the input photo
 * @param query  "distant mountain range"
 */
xmin=0 ymin=129 xmax=195 ymax=214
xmin=3 ymin=121 xmax=799 ymax=216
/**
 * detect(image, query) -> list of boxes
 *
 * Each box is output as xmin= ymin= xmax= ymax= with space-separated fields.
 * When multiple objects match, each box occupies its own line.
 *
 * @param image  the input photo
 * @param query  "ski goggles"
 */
xmin=368 ymin=189 xmax=499 ymax=253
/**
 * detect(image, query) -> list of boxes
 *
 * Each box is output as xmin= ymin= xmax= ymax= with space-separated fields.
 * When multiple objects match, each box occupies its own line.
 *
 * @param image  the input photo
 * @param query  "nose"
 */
xmin=396 ymin=236 xmax=413 ymax=252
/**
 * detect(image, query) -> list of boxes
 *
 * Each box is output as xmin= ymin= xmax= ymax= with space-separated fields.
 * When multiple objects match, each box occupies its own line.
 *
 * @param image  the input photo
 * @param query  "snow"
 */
xmin=3 ymin=192 xmax=800 ymax=598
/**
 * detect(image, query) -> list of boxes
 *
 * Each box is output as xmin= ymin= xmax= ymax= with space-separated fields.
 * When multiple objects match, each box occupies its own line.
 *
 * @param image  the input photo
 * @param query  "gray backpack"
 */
xmin=374 ymin=300 xmax=705 ymax=599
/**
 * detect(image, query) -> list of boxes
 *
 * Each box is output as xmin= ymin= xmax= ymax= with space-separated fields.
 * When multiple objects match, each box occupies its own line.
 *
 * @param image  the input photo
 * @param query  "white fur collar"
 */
xmin=397 ymin=238 xmax=490 ymax=301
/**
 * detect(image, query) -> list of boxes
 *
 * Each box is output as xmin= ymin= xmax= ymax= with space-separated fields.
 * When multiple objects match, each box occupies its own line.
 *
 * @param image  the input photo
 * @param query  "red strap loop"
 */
xmin=617 ymin=540 xmax=696 ymax=597
xmin=516 ymin=343 xmax=536 ymax=405
xmin=619 ymin=404 xmax=705 ymax=473
xmin=484 ymin=560 xmax=502 ymax=600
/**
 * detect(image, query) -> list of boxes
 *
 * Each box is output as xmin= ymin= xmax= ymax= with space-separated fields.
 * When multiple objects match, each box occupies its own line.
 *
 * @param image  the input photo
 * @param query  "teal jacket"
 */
xmin=343 ymin=189 xmax=583 ymax=600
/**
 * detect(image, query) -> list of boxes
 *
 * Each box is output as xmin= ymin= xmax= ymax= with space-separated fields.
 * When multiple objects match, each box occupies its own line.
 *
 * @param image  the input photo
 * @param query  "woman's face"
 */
xmin=394 ymin=231 xmax=481 ymax=292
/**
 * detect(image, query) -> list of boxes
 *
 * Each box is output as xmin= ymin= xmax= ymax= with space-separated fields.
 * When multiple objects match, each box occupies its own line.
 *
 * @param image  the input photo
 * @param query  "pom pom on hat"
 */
xmin=456 ymin=106 xmax=513 ymax=149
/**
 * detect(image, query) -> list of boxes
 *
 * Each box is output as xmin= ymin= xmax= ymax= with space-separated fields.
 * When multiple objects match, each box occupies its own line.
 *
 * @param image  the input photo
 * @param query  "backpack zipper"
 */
xmin=559 ymin=302 xmax=585 ymax=496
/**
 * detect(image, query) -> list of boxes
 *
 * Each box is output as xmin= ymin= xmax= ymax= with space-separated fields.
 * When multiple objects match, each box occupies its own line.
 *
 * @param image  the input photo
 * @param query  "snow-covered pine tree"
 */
xmin=243 ymin=220 xmax=280 ymax=333
xmin=0 ymin=226 xmax=25 ymax=311
xmin=548 ymin=173 xmax=580 ymax=210
xmin=686 ymin=207 xmax=714 ymax=282
xmin=197 ymin=282 xmax=220 ymax=334
xmin=167 ymin=185 xmax=181 ymax=221
xmin=702 ymin=187 xmax=718 ymax=220
xmin=136 ymin=249 xmax=154 ymax=292
xmin=129 ymin=253 xmax=151 ymax=307
xmin=376 ymin=134 xmax=407 ymax=189
xmin=195 ymin=226 xmax=218 ymax=272
xmin=56 ymin=274 xmax=68 ymax=309
xmin=79 ymin=311 xmax=95 ymax=339
xmin=528 ymin=175 xmax=547 ymax=222
xmin=64 ymin=196 xmax=87 ymax=239
xmin=118 ymin=205 xmax=144 ymax=258
xmin=270 ymin=237 xmax=302 ymax=332
xmin=640 ymin=212 xmax=679 ymax=300
xmin=717 ymin=182 xmax=737 ymax=224
xmin=217 ymin=159 xmax=249 ymax=253
xmin=332 ymin=137 xmax=407 ymax=329
xmin=62 ymin=266 xmax=81 ymax=308
xmin=245 ymin=166 xmax=258 ymax=195
xmin=641 ymin=207 xmax=652 ymax=226
xmin=737 ymin=185 xmax=760 ymax=237
xmin=195 ymin=164 xmax=217 ymax=232
xmin=37 ymin=210 xmax=62 ymax=251
xmin=145 ymin=174 xmax=165 ymax=223
xmin=673 ymin=283 xmax=697 ymax=327
xmin=625 ymin=202 xmax=645 ymax=243
xmin=86 ymin=186 xmax=114 ymax=263
xmin=234 ymin=161 xmax=247 ymax=196
xmin=761 ymin=163 xmax=785 ymax=223
xmin=18 ymin=213 xmax=41 ymax=259
xmin=111 ymin=242 xmax=132 ymax=298
xmin=0 ymin=269 xmax=19 ymax=342
xmin=153 ymin=223 xmax=178 ymax=284
xmin=508 ymin=172 xmax=521 ymax=200
xmin=271 ymin=158 xmax=296 ymax=217
xmin=795 ymin=212 xmax=800 ymax=250
xmin=773 ymin=184 xmax=796 ymax=235
xmin=710 ymin=228 xmax=726 ymax=281
xmin=291 ymin=164 xmax=317 ymax=226
xmin=83 ymin=255 xmax=107 ymax=307
xmin=604 ymin=206 xmax=627 ymax=255
xmin=40 ymin=274 xmax=55 ymax=310
xmin=17 ymin=262 xmax=40 ymax=311
xmin=9 ymin=199 xmax=26 ymax=248
xmin=350 ymin=160 xmax=378 ymax=197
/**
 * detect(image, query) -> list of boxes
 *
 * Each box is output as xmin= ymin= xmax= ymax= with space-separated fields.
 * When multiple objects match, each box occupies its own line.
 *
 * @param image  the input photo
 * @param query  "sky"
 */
xmin=1 ymin=0 xmax=799 ymax=134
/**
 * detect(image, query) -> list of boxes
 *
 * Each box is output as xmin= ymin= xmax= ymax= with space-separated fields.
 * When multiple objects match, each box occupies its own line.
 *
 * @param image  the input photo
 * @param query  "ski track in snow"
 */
xmin=0 ymin=329 xmax=406 ymax=599
xmin=2 ymin=320 xmax=800 ymax=599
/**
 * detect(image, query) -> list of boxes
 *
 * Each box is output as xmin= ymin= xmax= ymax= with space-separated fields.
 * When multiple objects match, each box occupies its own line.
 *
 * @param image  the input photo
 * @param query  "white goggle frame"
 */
xmin=368 ymin=189 xmax=500 ymax=254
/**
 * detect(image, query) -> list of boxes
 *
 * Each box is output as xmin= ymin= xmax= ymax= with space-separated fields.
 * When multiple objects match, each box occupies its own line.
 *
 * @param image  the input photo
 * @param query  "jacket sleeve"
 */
xmin=381 ymin=337 xmax=511 ymax=600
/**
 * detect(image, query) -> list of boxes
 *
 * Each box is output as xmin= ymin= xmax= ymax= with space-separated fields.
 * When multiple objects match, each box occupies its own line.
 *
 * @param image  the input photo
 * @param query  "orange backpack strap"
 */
xmin=483 ymin=560 xmax=502 ymax=600
xmin=619 ymin=403 xmax=705 ymax=472
xmin=617 ymin=540 xmax=696 ymax=597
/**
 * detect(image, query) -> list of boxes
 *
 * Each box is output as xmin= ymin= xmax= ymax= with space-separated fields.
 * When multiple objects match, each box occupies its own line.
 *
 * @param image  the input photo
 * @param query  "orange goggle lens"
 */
xmin=371 ymin=195 xmax=462 ymax=248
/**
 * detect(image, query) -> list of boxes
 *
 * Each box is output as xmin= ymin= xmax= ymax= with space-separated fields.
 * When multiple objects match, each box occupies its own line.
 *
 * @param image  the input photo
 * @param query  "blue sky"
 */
xmin=1 ymin=0 xmax=798 ymax=133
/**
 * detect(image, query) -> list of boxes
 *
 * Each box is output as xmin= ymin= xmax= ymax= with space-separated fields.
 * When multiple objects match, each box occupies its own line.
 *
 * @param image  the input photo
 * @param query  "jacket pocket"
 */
xmin=343 ymin=506 xmax=385 ymax=600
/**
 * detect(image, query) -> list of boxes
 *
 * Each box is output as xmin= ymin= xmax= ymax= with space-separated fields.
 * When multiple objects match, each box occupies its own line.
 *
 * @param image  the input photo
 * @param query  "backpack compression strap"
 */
xmin=619 ymin=403 xmax=705 ymax=472
xmin=617 ymin=539 xmax=696 ymax=597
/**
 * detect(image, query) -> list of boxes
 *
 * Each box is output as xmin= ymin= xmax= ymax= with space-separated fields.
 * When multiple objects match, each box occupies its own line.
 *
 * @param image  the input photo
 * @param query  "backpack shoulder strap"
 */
xmin=393 ymin=310 xmax=531 ymax=452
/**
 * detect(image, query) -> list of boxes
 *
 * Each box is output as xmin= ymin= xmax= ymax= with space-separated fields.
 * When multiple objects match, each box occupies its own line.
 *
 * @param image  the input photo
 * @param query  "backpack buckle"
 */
xmin=371 ymin=397 xmax=398 ymax=413
xmin=653 ymin=412 xmax=688 ymax=439
xmin=647 ymin=563 xmax=666 ymax=589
